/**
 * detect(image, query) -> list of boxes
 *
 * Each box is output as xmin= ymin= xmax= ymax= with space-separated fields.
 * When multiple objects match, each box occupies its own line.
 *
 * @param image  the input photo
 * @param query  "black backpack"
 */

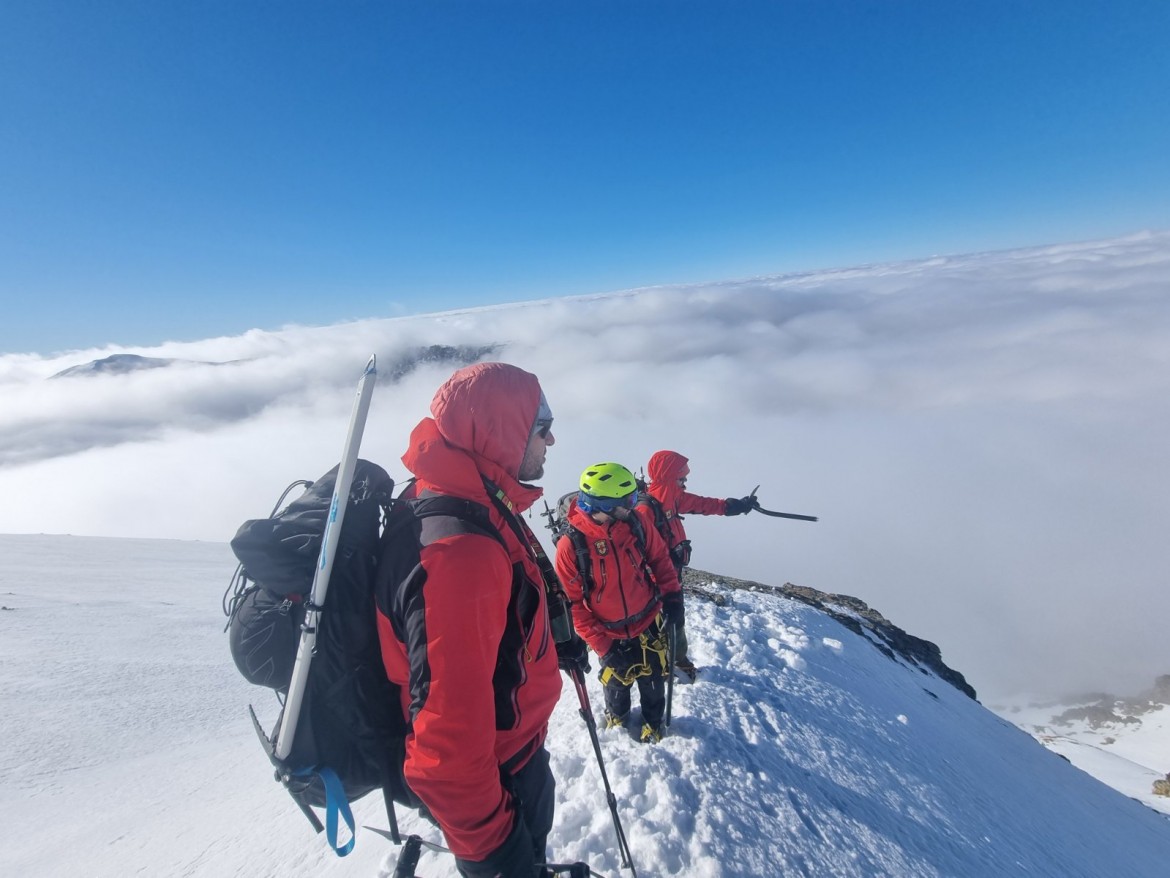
xmin=224 ymin=459 xmax=503 ymax=856
xmin=635 ymin=479 xmax=691 ymax=570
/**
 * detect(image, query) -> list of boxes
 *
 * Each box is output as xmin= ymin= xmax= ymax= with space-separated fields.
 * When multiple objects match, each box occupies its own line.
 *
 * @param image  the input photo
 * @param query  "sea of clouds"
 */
xmin=2 ymin=231 xmax=1168 ymax=703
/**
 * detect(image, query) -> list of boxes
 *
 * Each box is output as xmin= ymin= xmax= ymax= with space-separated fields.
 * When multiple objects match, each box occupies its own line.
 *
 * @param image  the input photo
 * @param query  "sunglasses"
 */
xmin=533 ymin=417 xmax=554 ymax=439
xmin=578 ymin=488 xmax=638 ymax=514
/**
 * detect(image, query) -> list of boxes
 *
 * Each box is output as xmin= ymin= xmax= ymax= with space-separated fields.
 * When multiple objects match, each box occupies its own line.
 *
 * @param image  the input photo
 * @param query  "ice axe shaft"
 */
xmin=753 ymin=507 xmax=818 ymax=521
xmin=747 ymin=485 xmax=818 ymax=522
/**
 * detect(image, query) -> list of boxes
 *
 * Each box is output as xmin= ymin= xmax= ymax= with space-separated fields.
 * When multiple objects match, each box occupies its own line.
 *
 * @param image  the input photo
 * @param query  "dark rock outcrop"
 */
xmin=1044 ymin=675 xmax=1170 ymax=730
xmin=383 ymin=344 xmax=501 ymax=381
xmin=1054 ymin=705 xmax=1141 ymax=729
xmin=683 ymin=567 xmax=978 ymax=700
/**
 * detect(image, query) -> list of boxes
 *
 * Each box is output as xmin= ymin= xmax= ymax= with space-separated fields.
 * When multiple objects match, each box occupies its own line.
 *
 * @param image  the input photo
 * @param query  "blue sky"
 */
xmin=3 ymin=1 xmax=1168 ymax=354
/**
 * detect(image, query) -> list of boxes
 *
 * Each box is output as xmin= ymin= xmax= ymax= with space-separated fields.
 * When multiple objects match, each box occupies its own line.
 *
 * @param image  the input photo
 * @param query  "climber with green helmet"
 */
xmin=553 ymin=462 xmax=683 ymax=744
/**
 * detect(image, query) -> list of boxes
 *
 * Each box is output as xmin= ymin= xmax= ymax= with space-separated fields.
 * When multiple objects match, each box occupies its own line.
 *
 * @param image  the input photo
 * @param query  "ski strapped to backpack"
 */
xmin=227 ymin=356 xmax=397 ymax=856
xmin=278 ymin=356 xmax=378 ymax=764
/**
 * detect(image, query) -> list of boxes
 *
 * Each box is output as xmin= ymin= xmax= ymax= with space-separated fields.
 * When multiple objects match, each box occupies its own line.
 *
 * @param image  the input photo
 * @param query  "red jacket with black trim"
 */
xmin=553 ymin=498 xmax=681 ymax=658
xmin=645 ymin=449 xmax=728 ymax=550
xmin=375 ymin=364 xmax=561 ymax=863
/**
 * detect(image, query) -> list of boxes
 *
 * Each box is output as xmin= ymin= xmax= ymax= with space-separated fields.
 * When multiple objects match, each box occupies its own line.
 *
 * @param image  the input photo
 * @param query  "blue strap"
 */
xmin=292 ymin=767 xmax=356 ymax=857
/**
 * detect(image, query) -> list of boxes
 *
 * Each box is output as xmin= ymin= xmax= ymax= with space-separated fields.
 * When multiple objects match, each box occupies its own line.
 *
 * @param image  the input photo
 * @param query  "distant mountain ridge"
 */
xmin=50 ymin=353 xmax=206 ymax=377
xmin=8 ymin=343 xmax=504 ymax=469
xmin=48 ymin=344 xmax=501 ymax=381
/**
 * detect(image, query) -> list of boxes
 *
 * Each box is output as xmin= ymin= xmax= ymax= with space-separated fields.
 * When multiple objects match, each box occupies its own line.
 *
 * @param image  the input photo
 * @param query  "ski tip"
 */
xmin=364 ymin=354 xmax=377 ymax=374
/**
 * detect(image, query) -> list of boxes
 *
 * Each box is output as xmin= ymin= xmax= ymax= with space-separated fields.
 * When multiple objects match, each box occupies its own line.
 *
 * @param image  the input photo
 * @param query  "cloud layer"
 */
xmin=3 ymin=231 xmax=1169 ymax=702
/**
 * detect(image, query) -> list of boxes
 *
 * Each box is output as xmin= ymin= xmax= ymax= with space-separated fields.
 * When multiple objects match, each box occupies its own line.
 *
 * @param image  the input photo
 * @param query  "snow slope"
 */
xmin=2 ymin=533 xmax=1169 ymax=877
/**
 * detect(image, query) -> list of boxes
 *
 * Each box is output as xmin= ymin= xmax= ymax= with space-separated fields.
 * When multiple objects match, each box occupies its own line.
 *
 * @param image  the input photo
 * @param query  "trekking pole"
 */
xmin=569 ymin=667 xmax=638 ymax=876
xmin=746 ymin=486 xmax=818 ymax=522
xmin=665 ymin=623 xmax=677 ymax=727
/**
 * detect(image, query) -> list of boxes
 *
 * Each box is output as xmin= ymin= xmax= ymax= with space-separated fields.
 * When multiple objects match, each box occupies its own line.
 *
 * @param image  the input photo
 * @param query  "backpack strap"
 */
xmin=625 ymin=514 xmax=660 ymax=601
xmin=626 ymin=511 xmax=647 ymax=555
xmin=412 ymin=493 xmax=506 ymax=549
xmin=637 ymin=492 xmax=673 ymax=548
xmin=637 ymin=492 xmax=690 ymax=571
xmin=565 ymin=526 xmax=597 ymax=605
xmin=481 ymin=478 xmax=565 ymax=597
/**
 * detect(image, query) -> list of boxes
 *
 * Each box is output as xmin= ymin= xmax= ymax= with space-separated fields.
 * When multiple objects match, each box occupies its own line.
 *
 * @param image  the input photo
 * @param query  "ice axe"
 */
xmin=746 ymin=486 xmax=818 ymax=522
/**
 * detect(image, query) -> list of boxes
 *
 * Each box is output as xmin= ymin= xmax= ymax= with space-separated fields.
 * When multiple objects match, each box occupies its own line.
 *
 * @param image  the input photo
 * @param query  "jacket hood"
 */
xmin=429 ymin=362 xmax=543 ymax=481
xmin=565 ymin=497 xmax=604 ymax=538
xmin=402 ymin=418 xmax=544 ymax=514
xmin=647 ymin=450 xmax=689 ymax=484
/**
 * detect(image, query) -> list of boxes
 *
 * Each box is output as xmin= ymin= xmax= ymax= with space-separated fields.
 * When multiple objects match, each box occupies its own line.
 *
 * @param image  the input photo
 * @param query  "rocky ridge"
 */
xmin=682 ymin=567 xmax=978 ymax=700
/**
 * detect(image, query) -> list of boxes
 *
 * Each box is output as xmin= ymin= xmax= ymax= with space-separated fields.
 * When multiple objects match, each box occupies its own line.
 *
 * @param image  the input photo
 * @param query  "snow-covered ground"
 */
xmin=1001 ymin=696 xmax=1170 ymax=817
xmin=3 ymin=533 xmax=1170 ymax=877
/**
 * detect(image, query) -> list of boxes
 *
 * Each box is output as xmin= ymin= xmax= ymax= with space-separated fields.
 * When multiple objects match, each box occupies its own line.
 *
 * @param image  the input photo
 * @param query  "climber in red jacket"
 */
xmin=376 ymin=362 xmax=564 ymax=878
xmin=554 ymin=462 xmax=682 ymax=744
xmin=643 ymin=449 xmax=755 ymax=680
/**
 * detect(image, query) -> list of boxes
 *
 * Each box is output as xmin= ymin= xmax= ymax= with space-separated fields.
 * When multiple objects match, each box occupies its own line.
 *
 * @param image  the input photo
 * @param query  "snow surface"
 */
xmin=3 ymin=533 xmax=1170 ymax=877
xmin=1004 ymin=699 xmax=1170 ymax=817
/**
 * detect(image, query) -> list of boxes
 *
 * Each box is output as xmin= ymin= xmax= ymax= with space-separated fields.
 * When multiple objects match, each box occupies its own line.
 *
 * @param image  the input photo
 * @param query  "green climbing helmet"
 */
xmin=578 ymin=462 xmax=639 ymax=513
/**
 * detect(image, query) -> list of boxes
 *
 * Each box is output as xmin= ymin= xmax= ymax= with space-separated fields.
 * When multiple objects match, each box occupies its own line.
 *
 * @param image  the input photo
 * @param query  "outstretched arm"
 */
xmin=676 ymin=490 xmax=730 ymax=516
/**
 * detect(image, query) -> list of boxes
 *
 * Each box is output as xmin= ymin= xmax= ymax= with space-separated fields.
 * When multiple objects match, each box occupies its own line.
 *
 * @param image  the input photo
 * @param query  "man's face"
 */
xmin=518 ymin=423 xmax=554 ymax=482
xmin=677 ymin=467 xmax=690 ymax=489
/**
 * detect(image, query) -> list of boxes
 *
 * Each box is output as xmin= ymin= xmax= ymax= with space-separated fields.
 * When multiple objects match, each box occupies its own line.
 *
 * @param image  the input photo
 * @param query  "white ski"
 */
xmin=275 ymin=355 xmax=378 ymax=760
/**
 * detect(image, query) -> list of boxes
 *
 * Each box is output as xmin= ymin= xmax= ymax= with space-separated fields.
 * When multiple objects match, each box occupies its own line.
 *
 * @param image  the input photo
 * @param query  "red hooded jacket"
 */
xmin=645 ymin=449 xmax=729 ymax=552
xmin=553 ymin=499 xmax=681 ymax=658
xmin=375 ymin=363 xmax=562 ymax=862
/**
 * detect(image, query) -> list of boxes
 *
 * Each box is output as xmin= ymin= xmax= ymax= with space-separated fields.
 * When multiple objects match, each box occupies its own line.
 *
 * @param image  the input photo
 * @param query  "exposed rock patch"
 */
xmin=683 ymin=567 xmax=977 ymax=700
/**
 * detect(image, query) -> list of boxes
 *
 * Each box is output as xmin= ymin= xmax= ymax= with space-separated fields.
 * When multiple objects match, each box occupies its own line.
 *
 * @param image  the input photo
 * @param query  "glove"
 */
xmin=724 ymin=495 xmax=756 ymax=516
xmin=455 ymin=815 xmax=536 ymax=878
xmin=660 ymin=592 xmax=685 ymax=628
xmin=556 ymin=634 xmax=591 ymax=674
xmin=601 ymin=641 xmax=635 ymax=677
